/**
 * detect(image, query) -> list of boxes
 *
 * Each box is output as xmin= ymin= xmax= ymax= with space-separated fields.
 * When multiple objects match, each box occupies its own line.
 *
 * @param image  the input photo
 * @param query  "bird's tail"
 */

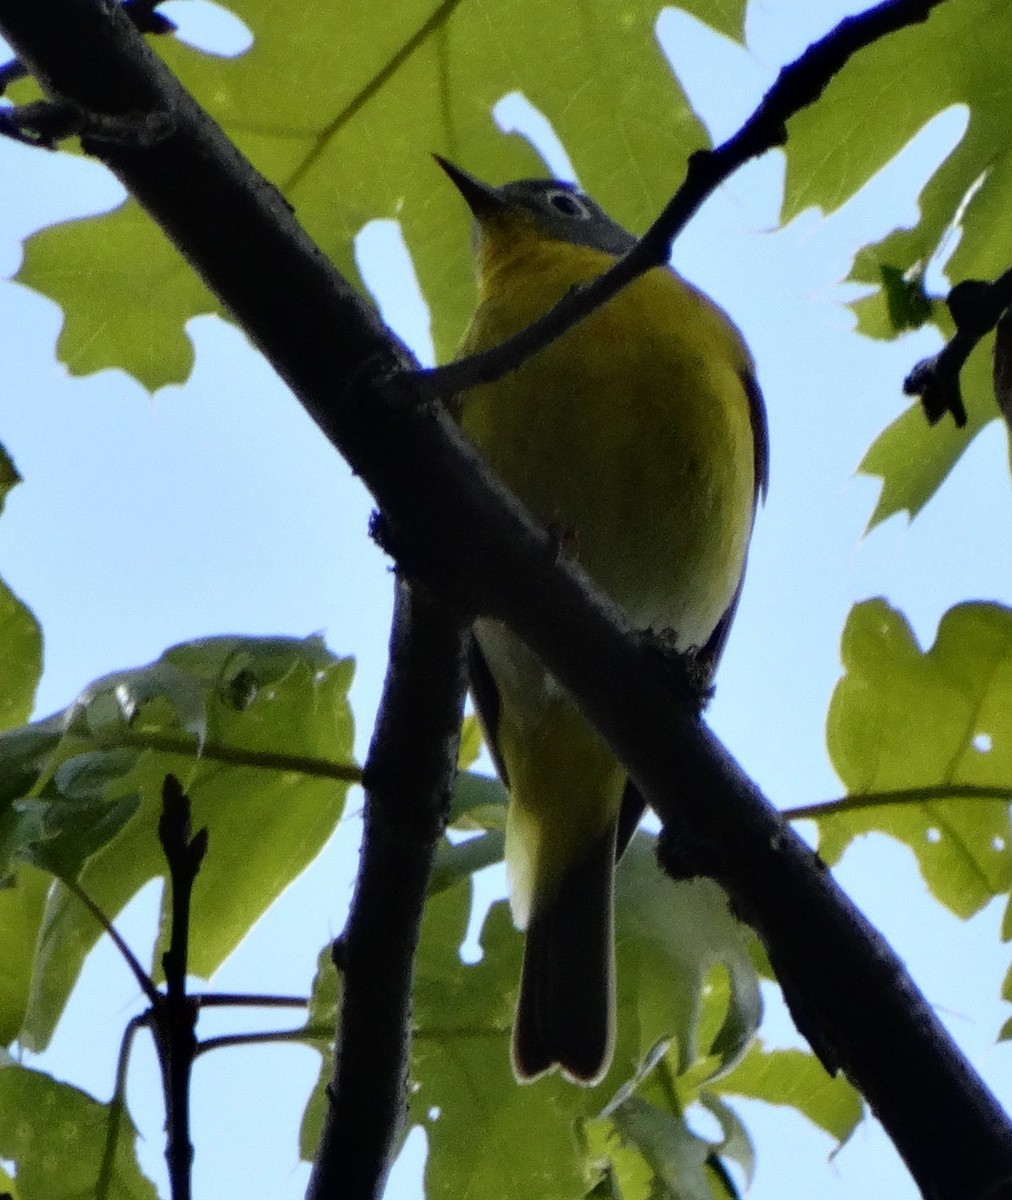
xmin=511 ymin=820 xmax=617 ymax=1086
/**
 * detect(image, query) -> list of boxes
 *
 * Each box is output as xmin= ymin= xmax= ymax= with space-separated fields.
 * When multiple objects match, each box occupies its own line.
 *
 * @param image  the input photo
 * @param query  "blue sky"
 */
xmin=2 ymin=1 xmax=1012 ymax=1197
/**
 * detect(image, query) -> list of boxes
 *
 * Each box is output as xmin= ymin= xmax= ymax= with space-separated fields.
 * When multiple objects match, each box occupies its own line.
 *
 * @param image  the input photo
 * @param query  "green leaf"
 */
xmin=447 ymin=768 xmax=506 ymax=829
xmin=305 ymin=943 xmax=340 ymax=1039
xmin=586 ymin=1069 xmax=755 ymax=1198
xmin=403 ymin=831 xmax=760 ymax=1199
xmin=298 ymin=946 xmax=341 ymax=1160
xmin=6 ymin=782 xmax=141 ymax=882
xmin=716 ymin=1043 xmax=863 ymax=1145
xmin=411 ymin=883 xmax=591 ymax=1200
xmin=456 ymin=714 xmax=484 ymax=770
xmin=784 ymin=0 xmax=1012 ymax=282
xmin=784 ymin=0 xmax=1012 ymax=514
xmin=5 ymin=634 xmax=355 ymax=1050
xmin=0 ymin=719 xmax=74 ymax=872
xmin=299 ymin=1055 xmax=329 ymax=1166
xmin=877 ymin=264 xmax=935 ymax=335
xmin=857 ymin=325 xmax=995 ymax=528
xmin=14 ymin=0 xmax=749 ymax=386
xmin=614 ymin=837 xmax=761 ymax=1080
xmin=0 ymin=1062 xmax=157 ymax=1200
xmin=17 ymin=205 xmax=212 ymax=389
xmin=429 ymin=829 xmax=505 ymax=896
xmin=0 ymin=717 xmax=129 ymax=1045
xmin=604 ymin=1095 xmax=725 ymax=1200
xmin=299 ymin=826 xmax=759 ymax=1189
xmin=0 ymin=578 xmax=42 ymax=733
xmin=820 ymin=599 xmax=1012 ymax=917
xmin=0 ymin=867 xmax=51 ymax=1045
xmin=697 ymin=1093 xmax=754 ymax=1186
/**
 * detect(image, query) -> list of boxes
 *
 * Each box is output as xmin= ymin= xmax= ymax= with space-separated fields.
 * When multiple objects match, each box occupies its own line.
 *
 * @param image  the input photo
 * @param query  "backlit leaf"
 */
xmin=819 ymin=599 xmax=1012 ymax=917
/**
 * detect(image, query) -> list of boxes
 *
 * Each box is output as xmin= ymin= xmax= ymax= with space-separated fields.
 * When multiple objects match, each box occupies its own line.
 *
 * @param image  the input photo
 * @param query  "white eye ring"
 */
xmin=546 ymin=189 xmax=592 ymax=219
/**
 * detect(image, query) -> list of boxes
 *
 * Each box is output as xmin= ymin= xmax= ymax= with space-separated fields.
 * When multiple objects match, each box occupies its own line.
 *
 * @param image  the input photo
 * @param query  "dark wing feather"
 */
xmin=743 ymin=368 xmax=769 ymax=504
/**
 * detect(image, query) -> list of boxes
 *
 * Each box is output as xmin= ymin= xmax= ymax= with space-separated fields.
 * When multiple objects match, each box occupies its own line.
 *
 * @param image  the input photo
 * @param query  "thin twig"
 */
xmin=153 ymin=775 xmax=207 ymax=1200
xmin=423 ymin=0 xmax=949 ymax=400
xmin=784 ymin=783 xmax=1012 ymax=821
xmin=96 ymin=1012 xmax=151 ymax=1200
xmin=195 ymin=1025 xmax=332 ymax=1058
xmin=82 ymin=728 xmax=362 ymax=784
xmin=191 ymin=992 xmax=309 ymax=1009
xmin=58 ymin=874 xmax=160 ymax=1005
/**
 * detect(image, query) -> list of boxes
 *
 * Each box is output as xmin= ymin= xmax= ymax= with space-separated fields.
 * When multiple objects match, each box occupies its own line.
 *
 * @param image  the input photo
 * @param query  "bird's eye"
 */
xmin=546 ymin=189 xmax=592 ymax=219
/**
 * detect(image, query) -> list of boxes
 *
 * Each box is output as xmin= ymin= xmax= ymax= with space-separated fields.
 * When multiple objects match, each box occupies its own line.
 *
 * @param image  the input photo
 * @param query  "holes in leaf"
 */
xmin=160 ymin=0 xmax=253 ymax=56
xmin=926 ymin=828 xmax=942 ymax=844
xmin=973 ymin=732 xmax=993 ymax=753
xmin=355 ymin=220 xmax=433 ymax=366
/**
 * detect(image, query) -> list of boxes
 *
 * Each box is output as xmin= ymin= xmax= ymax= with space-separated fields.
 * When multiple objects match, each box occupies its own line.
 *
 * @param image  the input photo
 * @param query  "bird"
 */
xmin=436 ymin=155 xmax=768 ymax=1086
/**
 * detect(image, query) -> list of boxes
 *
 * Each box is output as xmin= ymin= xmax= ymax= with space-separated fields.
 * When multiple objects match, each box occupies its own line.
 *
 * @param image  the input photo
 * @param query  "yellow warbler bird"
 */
xmin=437 ymin=157 xmax=767 ymax=1086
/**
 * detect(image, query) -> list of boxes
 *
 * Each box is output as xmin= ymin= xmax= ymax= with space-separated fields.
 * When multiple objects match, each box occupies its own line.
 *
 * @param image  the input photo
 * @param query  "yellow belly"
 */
xmin=460 ymin=237 xmax=755 ymax=641
xmin=457 ymin=232 xmax=757 ymax=915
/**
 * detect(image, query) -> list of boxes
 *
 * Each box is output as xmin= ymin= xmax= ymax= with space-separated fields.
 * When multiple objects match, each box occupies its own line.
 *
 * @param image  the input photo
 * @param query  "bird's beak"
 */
xmin=433 ymin=154 xmax=505 ymax=218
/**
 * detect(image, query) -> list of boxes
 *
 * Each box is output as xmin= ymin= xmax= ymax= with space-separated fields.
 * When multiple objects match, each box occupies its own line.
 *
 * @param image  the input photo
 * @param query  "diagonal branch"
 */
xmin=2 ymin=2 xmax=1010 ymax=1198
xmin=0 ymin=0 xmax=174 ymax=95
xmin=306 ymin=579 xmax=468 ymax=1200
xmin=424 ymin=0 xmax=950 ymax=399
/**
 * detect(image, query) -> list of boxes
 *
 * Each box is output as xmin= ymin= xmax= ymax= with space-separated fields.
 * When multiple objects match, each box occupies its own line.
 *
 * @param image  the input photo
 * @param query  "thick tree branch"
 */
xmin=0 ymin=0 xmax=173 ymax=95
xmin=2 ymin=2 xmax=1011 ymax=1198
xmin=307 ymin=579 xmax=468 ymax=1200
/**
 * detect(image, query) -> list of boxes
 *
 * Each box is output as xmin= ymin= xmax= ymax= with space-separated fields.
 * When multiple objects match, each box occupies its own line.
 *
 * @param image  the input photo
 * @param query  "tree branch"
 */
xmin=904 ymin=267 xmax=1012 ymax=427
xmin=154 ymin=774 xmax=207 ymax=1200
xmin=2 ymin=1 xmax=1010 ymax=1197
xmin=424 ymin=0 xmax=949 ymax=399
xmin=306 ymin=579 xmax=468 ymax=1200
xmin=785 ymin=783 xmax=1012 ymax=821
xmin=0 ymin=0 xmax=174 ymax=95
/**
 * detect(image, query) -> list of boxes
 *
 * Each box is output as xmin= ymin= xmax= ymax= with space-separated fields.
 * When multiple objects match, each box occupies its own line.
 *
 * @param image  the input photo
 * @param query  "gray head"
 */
xmin=435 ymin=156 xmax=636 ymax=257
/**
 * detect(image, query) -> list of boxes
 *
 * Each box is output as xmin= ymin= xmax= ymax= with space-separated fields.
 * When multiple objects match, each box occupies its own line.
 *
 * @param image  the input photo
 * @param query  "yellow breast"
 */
xmin=457 ymin=225 xmax=756 ymax=649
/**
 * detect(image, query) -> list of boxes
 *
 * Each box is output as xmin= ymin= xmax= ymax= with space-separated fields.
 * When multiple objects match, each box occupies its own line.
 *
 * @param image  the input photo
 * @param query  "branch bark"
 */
xmin=1 ymin=2 xmax=1010 ymax=1198
xmin=425 ymin=0 xmax=949 ymax=399
xmin=307 ymin=580 xmax=468 ymax=1200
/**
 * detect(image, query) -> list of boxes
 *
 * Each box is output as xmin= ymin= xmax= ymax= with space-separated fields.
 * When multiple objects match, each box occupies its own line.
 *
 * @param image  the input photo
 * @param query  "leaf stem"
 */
xmin=84 ymin=727 xmax=362 ymax=783
xmin=195 ymin=1025 xmax=332 ymax=1058
xmin=58 ymin=874 xmax=160 ymax=1004
xmin=96 ymin=1012 xmax=151 ymax=1200
xmin=784 ymin=784 xmax=1012 ymax=821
